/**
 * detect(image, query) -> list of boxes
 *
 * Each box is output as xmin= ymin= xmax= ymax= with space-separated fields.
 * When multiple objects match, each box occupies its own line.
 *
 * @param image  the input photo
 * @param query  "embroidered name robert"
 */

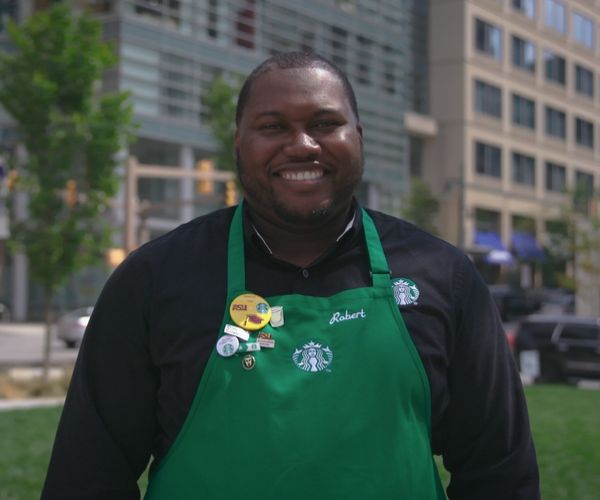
xmin=329 ymin=308 xmax=367 ymax=325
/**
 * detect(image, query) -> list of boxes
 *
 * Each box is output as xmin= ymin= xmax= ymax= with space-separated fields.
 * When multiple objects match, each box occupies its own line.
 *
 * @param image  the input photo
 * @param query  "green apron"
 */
xmin=145 ymin=205 xmax=445 ymax=499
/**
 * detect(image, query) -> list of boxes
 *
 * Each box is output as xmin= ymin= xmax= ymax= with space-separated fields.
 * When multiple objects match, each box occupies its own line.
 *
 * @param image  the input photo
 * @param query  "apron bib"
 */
xmin=145 ymin=205 xmax=445 ymax=499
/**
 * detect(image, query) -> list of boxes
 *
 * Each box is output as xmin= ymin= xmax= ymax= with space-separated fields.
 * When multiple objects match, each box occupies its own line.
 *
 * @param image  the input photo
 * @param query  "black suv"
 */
xmin=512 ymin=315 xmax=600 ymax=383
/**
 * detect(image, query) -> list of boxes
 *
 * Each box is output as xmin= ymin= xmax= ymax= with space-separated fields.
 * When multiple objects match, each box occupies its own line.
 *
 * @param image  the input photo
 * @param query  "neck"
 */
xmin=247 ymin=204 xmax=353 ymax=268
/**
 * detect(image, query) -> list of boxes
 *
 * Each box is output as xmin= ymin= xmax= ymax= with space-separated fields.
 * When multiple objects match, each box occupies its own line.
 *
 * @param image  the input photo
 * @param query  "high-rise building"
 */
xmin=0 ymin=0 xmax=430 ymax=317
xmin=426 ymin=0 xmax=600 ymax=297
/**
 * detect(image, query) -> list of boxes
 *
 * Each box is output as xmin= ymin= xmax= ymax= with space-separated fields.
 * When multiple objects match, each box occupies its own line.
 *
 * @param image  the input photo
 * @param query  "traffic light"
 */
xmin=66 ymin=179 xmax=77 ymax=208
xmin=224 ymin=180 xmax=238 ymax=206
xmin=196 ymin=159 xmax=214 ymax=194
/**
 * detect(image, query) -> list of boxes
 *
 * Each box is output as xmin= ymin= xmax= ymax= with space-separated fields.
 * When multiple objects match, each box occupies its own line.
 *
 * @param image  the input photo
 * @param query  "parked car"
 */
xmin=488 ymin=284 xmax=541 ymax=321
xmin=56 ymin=306 xmax=94 ymax=348
xmin=512 ymin=314 xmax=600 ymax=383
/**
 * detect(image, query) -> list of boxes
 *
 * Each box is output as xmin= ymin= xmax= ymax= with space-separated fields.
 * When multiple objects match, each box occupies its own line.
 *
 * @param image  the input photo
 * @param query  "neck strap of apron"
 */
xmin=226 ymin=202 xmax=391 ymax=296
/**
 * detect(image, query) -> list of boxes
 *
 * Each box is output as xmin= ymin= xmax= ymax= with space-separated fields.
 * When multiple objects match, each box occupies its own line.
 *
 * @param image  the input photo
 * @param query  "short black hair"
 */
xmin=235 ymin=51 xmax=360 ymax=125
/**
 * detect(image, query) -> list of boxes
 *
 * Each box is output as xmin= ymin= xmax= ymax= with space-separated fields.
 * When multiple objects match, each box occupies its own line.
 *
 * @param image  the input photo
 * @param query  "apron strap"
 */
xmin=226 ymin=204 xmax=392 ymax=294
xmin=361 ymin=209 xmax=392 ymax=289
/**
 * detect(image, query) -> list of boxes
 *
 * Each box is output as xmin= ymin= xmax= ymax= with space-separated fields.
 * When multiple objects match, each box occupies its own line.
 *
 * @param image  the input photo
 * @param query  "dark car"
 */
xmin=512 ymin=315 xmax=600 ymax=383
xmin=488 ymin=285 xmax=541 ymax=321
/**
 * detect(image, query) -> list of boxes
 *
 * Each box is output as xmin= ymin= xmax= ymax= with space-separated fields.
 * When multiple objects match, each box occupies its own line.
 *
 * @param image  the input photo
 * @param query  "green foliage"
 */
xmin=401 ymin=177 xmax=440 ymax=235
xmin=0 ymin=3 xmax=134 ymax=293
xmin=202 ymin=76 xmax=241 ymax=172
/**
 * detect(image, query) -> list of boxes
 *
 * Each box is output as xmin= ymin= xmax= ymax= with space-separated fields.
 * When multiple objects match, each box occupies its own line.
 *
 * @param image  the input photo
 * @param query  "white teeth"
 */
xmin=280 ymin=169 xmax=324 ymax=181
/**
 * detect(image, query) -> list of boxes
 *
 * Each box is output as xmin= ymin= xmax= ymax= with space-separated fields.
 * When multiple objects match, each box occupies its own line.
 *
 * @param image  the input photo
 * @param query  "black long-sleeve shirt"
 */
xmin=42 ymin=203 xmax=540 ymax=499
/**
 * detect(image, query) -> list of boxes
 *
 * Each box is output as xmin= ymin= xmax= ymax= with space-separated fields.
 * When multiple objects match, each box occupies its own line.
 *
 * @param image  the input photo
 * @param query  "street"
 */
xmin=0 ymin=323 xmax=78 ymax=368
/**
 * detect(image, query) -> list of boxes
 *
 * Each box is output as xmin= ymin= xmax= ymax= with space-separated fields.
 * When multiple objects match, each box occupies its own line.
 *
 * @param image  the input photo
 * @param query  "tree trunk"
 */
xmin=41 ymin=288 xmax=55 ymax=385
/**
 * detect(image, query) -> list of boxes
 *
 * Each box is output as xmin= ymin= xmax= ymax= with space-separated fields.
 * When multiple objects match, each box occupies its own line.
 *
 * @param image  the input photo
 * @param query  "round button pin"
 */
xmin=242 ymin=354 xmax=256 ymax=370
xmin=216 ymin=335 xmax=239 ymax=358
xmin=229 ymin=293 xmax=272 ymax=331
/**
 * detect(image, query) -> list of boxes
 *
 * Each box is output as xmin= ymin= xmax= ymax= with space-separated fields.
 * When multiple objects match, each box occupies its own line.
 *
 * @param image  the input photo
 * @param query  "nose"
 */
xmin=283 ymin=130 xmax=321 ymax=158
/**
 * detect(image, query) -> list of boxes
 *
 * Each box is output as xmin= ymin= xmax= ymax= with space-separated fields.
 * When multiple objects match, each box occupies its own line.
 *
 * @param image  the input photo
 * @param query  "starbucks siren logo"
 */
xmin=391 ymin=278 xmax=420 ymax=306
xmin=292 ymin=341 xmax=333 ymax=373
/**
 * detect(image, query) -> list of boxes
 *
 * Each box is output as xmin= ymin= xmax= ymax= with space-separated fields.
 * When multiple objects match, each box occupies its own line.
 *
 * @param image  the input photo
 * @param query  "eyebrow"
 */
xmin=253 ymin=108 xmax=343 ymax=120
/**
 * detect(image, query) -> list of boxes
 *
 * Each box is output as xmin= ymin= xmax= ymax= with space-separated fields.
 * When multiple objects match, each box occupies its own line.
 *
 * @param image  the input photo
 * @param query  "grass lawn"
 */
xmin=0 ymin=385 xmax=599 ymax=499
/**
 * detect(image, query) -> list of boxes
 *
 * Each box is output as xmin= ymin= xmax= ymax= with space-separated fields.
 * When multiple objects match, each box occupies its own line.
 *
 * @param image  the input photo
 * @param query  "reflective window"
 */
xmin=573 ymin=12 xmax=594 ymax=49
xmin=475 ymin=18 xmax=503 ymax=60
xmin=512 ymin=152 xmax=536 ymax=186
xmin=512 ymin=0 xmax=536 ymax=18
xmin=475 ymin=141 xmax=502 ymax=178
xmin=544 ymin=0 xmax=565 ymax=33
xmin=575 ymin=117 xmax=594 ymax=149
xmin=575 ymin=65 xmax=594 ymax=98
xmin=544 ymin=50 xmax=566 ymax=85
xmin=512 ymin=94 xmax=536 ymax=129
xmin=475 ymin=80 xmax=502 ymax=118
xmin=545 ymin=161 xmax=566 ymax=192
xmin=512 ymin=36 xmax=536 ymax=73
xmin=545 ymin=106 xmax=566 ymax=139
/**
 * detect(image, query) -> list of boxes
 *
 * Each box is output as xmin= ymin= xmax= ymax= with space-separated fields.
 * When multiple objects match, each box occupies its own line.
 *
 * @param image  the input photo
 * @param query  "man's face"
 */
xmin=235 ymin=67 xmax=363 ymax=227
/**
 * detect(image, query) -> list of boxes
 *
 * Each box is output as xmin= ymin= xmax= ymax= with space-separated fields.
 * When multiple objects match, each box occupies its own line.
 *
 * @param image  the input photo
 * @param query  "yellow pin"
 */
xmin=229 ymin=293 xmax=272 ymax=331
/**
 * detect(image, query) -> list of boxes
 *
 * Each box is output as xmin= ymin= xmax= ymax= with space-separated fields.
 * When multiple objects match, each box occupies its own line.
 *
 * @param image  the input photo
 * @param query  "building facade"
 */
xmin=426 ymin=0 xmax=600 ymax=297
xmin=1 ymin=0 xmax=429 ymax=318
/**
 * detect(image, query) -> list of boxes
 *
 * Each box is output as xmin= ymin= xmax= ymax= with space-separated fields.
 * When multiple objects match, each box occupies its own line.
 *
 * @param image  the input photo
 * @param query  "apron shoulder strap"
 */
xmin=361 ymin=209 xmax=392 ymax=289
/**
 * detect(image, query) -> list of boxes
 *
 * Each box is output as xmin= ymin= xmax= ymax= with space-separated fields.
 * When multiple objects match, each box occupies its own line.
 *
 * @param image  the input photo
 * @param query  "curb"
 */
xmin=0 ymin=397 xmax=64 ymax=412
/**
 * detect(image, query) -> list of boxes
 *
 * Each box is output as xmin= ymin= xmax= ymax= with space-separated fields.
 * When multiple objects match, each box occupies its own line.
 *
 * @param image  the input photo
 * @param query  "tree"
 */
xmin=0 ymin=4 xmax=134 ymax=382
xmin=401 ymin=177 xmax=440 ymax=235
xmin=202 ymin=76 xmax=241 ymax=172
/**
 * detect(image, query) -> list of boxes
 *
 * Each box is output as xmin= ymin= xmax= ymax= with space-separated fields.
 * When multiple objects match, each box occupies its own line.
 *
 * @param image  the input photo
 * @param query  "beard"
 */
xmin=236 ymin=152 xmax=363 ymax=226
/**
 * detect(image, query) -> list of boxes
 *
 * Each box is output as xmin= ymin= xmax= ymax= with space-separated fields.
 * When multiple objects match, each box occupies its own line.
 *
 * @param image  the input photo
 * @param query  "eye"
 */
xmin=258 ymin=122 xmax=284 ymax=131
xmin=311 ymin=120 xmax=340 ymax=129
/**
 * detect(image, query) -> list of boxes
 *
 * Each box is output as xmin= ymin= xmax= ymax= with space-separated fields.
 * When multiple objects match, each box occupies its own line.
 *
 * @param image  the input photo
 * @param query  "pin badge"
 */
xmin=224 ymin=323 xmax=250 ymax=341
xmin=237 ymin=342 xmax=261 ymax=353
xmin=216 ymin=335 xmax=239 ymax=358
xmin=229 ymin=293 xmax=271 ymax=331
xmin=270 ymin=306 xmax=284 ymax=327
xmin=242 ymin=354 xmax=256 ymax=370
xmin=257 ymin=332 xmax=276 ymax=349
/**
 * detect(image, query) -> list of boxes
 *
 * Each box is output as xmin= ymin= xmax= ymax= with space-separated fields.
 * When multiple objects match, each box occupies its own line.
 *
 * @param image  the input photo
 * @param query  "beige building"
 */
xmin=422 ymin=0 xmax=600 ymax=292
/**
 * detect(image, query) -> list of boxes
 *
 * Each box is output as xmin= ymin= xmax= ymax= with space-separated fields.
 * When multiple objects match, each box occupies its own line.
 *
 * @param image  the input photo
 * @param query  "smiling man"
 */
xmin=42 ymin=52 xmax=540 ymax=500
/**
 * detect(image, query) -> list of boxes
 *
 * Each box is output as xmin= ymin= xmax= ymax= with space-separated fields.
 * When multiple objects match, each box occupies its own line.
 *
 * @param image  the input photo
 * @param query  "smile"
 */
xmin=279 ymin=169 xmax=324 ymax=181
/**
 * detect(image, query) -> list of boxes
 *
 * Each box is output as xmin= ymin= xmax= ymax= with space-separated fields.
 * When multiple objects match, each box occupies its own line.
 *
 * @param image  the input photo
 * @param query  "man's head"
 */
xmin=234 ymin=51 xmax=363 ymax=229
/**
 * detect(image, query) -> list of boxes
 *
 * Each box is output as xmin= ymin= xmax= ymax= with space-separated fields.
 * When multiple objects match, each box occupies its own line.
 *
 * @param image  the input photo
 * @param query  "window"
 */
xmin=575 ymin=170 xmax=595 ymax=214
xmin=544 ymin=50 xmax=566 ymax=85
xmin=573 ymin=12 xmax=594 ymax=49
xmin=475 ymin=141 xmax=502 ymax=178
xmin=544 ymin=0 xmax=565 ymax=33
xmin=512 ymin=94 xmax=536 ymax=129
xmin=575 ymin=117 xmax=594 ymax=149
xmin=475 ymin=18 xmax=503 ymax=60
xmin=513 ymin=0 xmax=535 ymax=18
xmin=475 ymin=80 xmax=502 ymax=118
xmin=512 ymin=152 xmax=536 ymax=186
xmin=545 ymin=161 xmax=566 ymax=192
xmin=560 ymin=324 xmax=600 ymax=341
xmin=575 ymin=65 xmax=594 ymax=98
xmin=512 ymin=36 xmax=536 ymax=73
xmin=545 ymin=106 xmax=566 ymax=139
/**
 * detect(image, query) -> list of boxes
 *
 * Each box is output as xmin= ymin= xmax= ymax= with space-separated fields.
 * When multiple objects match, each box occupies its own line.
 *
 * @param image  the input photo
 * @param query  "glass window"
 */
xmin=544 ymin=50 xmax=566 ymax=85
xmin=560 ymin=324 xmax=600 ymax=341
xmin=575 ymin=117 xmax=594 ymax=148
xmin=545 ymin=161 xmax=566 ymax=192
xmin=512 ymin=152 xmax=536 ymax=186
xmin=573 ymin=12 xmax=594 ymax=49
xmin=475 ymin=141 xmax=502 ymax=178
xmin=512 ymin=94 xmax=536 ymax=129
xmin=574 ymin=170 xmax=595 ymax=214
xmin=544 ymin=0 xmax=565 ymax=33
xmin=475 ymin=208 xmax=501 ymax=233
xmin=475 ymin=18 xmax=503 ymax=60
xmin=545 ymin=106 xmax=566 ymax=139
xmin=575 ymin=65 xmax=594 ymax=98
xmin=512 ymin=36 xmax=536 ymax=73
xmin=513 ymin=0 xmax=536 ymax=18
xmin=475 ymin=80 xmax=502 ymax=118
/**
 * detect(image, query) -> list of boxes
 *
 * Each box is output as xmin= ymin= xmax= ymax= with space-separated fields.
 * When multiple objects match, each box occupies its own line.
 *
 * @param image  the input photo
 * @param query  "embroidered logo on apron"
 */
xmin=391 ymin=278 xmax=420 ymax=306
xmin=292 ymin=341 xmax=333 ymax=372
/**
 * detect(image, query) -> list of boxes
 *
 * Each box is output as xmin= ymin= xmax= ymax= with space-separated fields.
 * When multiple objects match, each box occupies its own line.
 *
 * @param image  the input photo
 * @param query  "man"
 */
xmin=42 ymin=52 xmax=540 ymax=499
